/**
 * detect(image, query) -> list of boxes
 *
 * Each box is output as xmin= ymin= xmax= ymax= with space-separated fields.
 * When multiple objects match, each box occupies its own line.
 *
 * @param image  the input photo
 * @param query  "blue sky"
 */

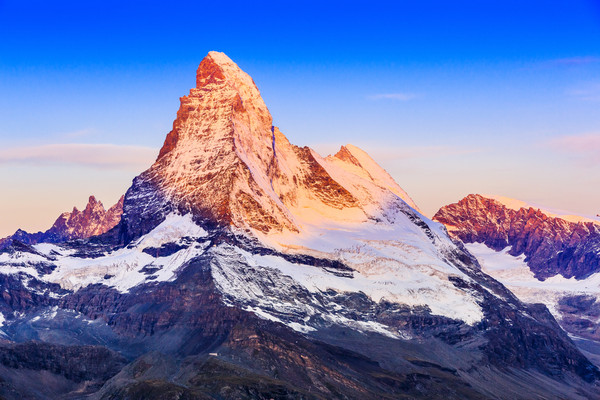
xmin=1 ymin=1 xmax=599 ymax=235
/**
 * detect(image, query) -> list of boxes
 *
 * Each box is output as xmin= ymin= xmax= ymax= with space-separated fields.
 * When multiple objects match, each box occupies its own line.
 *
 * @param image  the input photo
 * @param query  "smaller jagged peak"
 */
xmin=84 ymin=195 xmax=105 ymax=213
xmin=326 ymin=144 xmax=420 ymax=212
xmin=440 ymin=194 xmax=600 ymax=227
xmin=333 ymin=145 xmax=363 ymax=167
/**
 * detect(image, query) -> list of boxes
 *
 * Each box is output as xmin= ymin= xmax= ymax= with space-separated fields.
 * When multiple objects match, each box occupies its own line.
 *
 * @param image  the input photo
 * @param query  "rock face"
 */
xmin=0 ymin=195 xmax=124 ymax=249
xmin=0 ymin=54 xmax=599 ymax=399
xmin=434 ymin=194 xmax=600 ymax=280
xmin=118 ymin=51 xmax=418 ymax=243
xmin=47 ymin=195 xmax=124 ymax=241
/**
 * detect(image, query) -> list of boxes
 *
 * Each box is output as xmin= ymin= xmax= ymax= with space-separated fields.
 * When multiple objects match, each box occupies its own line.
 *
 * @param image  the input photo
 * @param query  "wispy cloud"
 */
xmin=550 ymin=56 xmax=600 ymax=66
xmin=566 ymin=83 xmax=600 ymax=102
xmin=546 ymin=133 xmax=600 ymax=166
xmin=367 ymin=93 xmax=418 ymax=101
xmin=0 ymin=143 xmax=158 ymax=170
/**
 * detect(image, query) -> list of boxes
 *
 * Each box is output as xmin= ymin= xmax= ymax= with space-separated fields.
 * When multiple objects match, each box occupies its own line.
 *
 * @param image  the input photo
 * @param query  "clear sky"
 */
xmin=1 ymin=0 xmax=599 ymax=236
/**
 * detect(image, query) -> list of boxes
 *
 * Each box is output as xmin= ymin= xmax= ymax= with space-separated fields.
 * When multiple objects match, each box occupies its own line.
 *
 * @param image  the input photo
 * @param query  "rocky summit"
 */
xmin=0 ymin=53 xmax=598 ymax=399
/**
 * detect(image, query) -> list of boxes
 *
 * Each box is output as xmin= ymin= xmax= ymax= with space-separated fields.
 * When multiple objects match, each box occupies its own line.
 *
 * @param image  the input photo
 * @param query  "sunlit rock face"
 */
xmin=47 ymin=195 xmax=124 ymax=240
xmin=434 ymin=194 xmax=600 ymax=280
xmin=0 ymin=195 xmax=123 ymax=249
xmin=118 ymin=51 xmax=418 ymax=243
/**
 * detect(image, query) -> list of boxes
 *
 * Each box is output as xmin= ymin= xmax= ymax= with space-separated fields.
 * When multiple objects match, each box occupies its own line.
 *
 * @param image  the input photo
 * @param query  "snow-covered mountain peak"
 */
xmin=434 ymin=194 xmax=600 ymax=280
xmin=3 ymin=55 xmax=600 ymax=397
xmin=120 ymin=52 xmax=421 ymax=243
xmin=326 ymin=144 xmax=419 ymax=212
xmin=111 ymin=53 xmax=507 ymax=329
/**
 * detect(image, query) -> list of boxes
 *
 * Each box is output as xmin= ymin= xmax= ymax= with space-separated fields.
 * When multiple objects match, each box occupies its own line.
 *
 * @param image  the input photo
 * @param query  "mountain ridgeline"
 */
xmin=434 ymin=194 xmax=600 ymax=280
xmin=0 ymin=195 xmax=124 ymax=250
xmin=0 ymin=53 xmax=598 ymax=399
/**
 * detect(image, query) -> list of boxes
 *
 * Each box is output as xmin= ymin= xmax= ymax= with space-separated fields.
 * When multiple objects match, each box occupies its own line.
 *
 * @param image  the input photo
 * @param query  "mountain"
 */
xmin=48 ymin=195 xmax=124 ymax=241
xmin=0 ymin=195 xmax=124 ymax=249
xmin=118 ymin=51 xmax=419 ymax=244
xmin=0 ymin=53 xmax=598 ymax=399
xmin=434 ymin=194 xmax=600 ymax=280
xmin=434 ymin=194 xmax=600 ymax=364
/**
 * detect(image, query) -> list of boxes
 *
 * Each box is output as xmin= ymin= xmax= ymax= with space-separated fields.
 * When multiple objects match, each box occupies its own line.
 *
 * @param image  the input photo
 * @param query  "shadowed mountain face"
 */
xmin=0 ymin=195 xmax=124 ymax=249
xmin=0 ymin=54 xmax=599 ymax=399
xmin=434 ymin=194 xmax=600 ymax=280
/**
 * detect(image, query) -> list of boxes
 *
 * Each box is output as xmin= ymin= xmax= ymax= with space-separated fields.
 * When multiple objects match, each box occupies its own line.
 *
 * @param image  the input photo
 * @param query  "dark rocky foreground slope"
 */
xmin=0 ymin=235 xmax=599 ymax=399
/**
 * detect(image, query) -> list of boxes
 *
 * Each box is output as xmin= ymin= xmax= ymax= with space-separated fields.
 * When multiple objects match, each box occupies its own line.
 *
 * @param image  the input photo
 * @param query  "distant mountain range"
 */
xmin=0 ymin=53 xmax=598 ymax=399
xmin=0 ymin=195 xmax=123 ymax=249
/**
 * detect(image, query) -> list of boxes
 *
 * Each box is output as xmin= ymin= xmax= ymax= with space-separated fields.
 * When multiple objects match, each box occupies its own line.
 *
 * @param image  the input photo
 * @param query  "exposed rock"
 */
xmin=0 ymin=195 xmax=124 ymax=250
xmin=434 ymin=194 xmax=600 ymax=280
xmin=118 ymin=52 xmax=418 ymax=244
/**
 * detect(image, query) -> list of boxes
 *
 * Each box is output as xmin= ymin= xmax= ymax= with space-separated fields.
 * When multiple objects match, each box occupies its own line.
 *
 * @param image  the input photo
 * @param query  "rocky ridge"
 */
xmin=434 ymin=194 xmax=600 ymax=280
xmin=0 ymin=195 xmax=124 ymax=250
xmin=435 ymin=194 xmax=600 ymax=362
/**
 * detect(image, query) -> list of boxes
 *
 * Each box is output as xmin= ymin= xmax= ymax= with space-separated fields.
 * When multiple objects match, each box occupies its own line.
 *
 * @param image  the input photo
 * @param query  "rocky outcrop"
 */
xmin=434 ymin=194 xmax=600 ymax=279
xmin=0 ymin=342 xmax=127 ymax=399
xmin=0 ymin=195 xmax=124 ymax=249
xmin=47 ymin=195 xmax=124 ymax=241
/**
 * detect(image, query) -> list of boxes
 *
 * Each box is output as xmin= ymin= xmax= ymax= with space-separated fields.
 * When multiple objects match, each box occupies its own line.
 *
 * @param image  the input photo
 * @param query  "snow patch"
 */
xmin=0 ymin=213 xmax=209 ymax=293
xmin=467 ymin=242 xmax=600 ymax=319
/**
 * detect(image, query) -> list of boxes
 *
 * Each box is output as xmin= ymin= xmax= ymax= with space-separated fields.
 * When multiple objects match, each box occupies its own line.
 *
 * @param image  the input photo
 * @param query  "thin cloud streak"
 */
xmin=566 ymin=84 xmax=600 ymax=102
xmin=367 ymin=93 xmax=418 ymax=101
xmin=0 ymin=143 xmax=158 ymax=170
xmin=546 ymin=133 xmax=600 ymax=166
xmin=550 ymin=56 xmax=600 ymax=66
xmin=57 ymin=129 xmax=94 ymax=140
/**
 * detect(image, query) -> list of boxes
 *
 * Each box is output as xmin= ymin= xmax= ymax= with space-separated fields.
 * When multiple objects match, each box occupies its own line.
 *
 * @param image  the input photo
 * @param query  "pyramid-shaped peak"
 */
xmin=120 ymin=53 xmax=422 ymax=242
xmin=206 ymin=51 xmax=236 ymax=67
xmin=84 ymin=195 xmax=105 ymax=211
xmin=196 ymin=51 xmax=258 ymax=91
